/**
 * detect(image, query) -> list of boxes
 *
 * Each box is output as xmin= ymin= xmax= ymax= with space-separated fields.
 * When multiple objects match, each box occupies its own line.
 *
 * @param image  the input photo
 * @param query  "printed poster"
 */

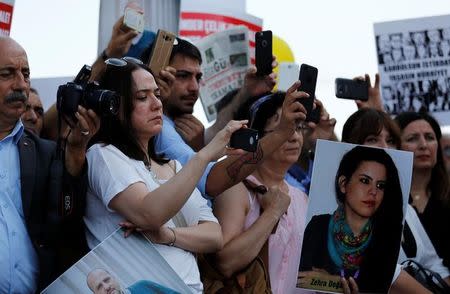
xmin=42 ymin=229 xmax=191 ymax=294
xmin=374 ymin=14 xmax=450 ymax=126
xmin=179 ymin=0 xmax=262 ymax=63
xmin=298 ymin=140 xmax=412 ymax=293
xmin=194 ymin=26 xmax=250 ymax=122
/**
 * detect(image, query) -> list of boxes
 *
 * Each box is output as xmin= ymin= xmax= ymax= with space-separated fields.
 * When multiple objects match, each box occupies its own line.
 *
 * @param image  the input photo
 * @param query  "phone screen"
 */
xmin=123 ymin=8 xmax=144 ymax=33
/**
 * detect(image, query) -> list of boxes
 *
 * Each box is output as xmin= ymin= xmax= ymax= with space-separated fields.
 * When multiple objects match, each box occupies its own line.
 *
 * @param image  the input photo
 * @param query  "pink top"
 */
xmin=244 ymin=175 xmax=309 ymax=294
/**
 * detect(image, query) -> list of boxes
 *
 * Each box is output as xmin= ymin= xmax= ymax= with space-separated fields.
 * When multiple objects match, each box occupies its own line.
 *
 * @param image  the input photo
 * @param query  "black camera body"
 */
xmin=57 ymin=65 xmax=119 ymax=121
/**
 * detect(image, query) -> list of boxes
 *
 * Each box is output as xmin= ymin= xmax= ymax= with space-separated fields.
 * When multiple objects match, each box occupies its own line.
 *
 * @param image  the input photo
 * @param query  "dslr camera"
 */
xmin=57 ymin=65 xmax=120 ymax=121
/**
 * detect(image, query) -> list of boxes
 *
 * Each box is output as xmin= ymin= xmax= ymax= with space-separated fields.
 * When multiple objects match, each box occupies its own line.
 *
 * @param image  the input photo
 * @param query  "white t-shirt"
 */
xmin=398 ymin=205 xmax=450 ymax=278
xmin=84 ymin=144 xmax=218 ymax=293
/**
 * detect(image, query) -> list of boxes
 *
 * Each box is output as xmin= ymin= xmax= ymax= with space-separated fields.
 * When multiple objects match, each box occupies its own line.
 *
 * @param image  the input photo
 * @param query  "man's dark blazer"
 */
xmin=18 ymin=130 xmax=88 ymax=291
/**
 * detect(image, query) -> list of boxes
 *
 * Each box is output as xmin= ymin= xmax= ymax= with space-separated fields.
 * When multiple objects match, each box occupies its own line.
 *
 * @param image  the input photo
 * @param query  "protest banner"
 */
xmin=179 ymin=0 xmax=262 ymax=63
xmin=194 ymin=26 xmax=250 ymax=121
xmin=41 ymin=229 xmax=190 ymax=294
xmin=374 ymin=15 xmax=450 ymax=125
xmin=0 ymin=0 xmax=14 ymax=36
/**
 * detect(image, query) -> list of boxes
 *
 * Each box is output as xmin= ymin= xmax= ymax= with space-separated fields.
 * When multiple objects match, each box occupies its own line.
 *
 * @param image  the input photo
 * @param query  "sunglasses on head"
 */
xmin=105 ymin=56 xmax=144 ymax=67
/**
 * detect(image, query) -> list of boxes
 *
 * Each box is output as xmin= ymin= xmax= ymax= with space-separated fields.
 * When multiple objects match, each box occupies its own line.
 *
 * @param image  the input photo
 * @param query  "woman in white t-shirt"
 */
xmin=84 ymin=58 xmax=246 ymax=293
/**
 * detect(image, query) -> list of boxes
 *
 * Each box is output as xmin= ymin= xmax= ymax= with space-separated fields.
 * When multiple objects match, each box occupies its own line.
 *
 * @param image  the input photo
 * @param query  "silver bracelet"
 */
xmin=167 ymin=227 xmax=176 ymax=246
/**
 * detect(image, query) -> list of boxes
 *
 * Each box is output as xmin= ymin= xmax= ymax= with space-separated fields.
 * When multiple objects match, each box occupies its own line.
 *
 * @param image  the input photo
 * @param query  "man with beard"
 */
xmin=0 ymin=36 xmax=100 ymax=292
xmin=154 ymin=37 xmax=307 ymax=198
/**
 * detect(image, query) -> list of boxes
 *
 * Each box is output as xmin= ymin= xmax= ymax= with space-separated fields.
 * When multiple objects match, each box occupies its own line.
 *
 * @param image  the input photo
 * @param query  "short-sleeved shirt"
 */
xmin=85 ymin=144 xmax=217 ymax=293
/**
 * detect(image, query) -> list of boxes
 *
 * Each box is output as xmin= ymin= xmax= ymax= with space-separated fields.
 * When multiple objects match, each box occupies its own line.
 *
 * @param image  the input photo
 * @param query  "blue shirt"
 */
xmin=155 ymin=115 xmax=214 ymax=198
xmin=0 ymin=121 xmax=38 ymax=294
xmin=126 ymin=30 xmax=156 ymax=59
xmin=284 ymin=159 xmax=313 ymax=195
xmin=127 ymin=280 xmax=180 ymax=294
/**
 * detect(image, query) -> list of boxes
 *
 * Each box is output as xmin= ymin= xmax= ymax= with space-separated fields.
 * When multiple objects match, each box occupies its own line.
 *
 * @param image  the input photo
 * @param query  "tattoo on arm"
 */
xmin=226 ymin=144 xmax=264 ymax=183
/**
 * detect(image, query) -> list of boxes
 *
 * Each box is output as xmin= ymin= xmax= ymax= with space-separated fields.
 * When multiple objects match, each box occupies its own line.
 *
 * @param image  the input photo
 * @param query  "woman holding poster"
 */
xmin=299 ymin=146 xmax=403 ymax=293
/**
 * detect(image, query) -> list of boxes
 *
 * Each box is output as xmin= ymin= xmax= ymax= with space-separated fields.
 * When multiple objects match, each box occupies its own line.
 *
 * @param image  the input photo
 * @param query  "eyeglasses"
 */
xmin=264 ymin=123 xmax=309 ymax=135
xmin=105 ymin=56 xmax=144 ymax=67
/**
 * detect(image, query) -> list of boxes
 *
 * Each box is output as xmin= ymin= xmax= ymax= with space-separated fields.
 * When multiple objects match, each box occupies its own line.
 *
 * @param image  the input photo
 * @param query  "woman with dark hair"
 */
xmin=212 ymin=91 xmax=312 ymax=293
xmin=395 ymin=111 xmax=450 ymax=268
xmin=342 ymin=108 xmax=400 ymax=149
xmin=83 ymin=59 xmax=246 ymax=293
xmin=300 ymin=146 xmax=404 ymax=293
xmin=342 ymin=108 xmax=450 ymax=290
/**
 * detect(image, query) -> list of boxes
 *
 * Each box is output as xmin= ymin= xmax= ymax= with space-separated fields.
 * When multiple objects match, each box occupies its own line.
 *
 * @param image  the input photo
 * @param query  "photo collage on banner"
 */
xmin=374 ymin=14 xmax=450 ymax=126
xmin=41 ymin=229 xmax=191 ymax=294
xmin=297 ymin=140 xmax=412 ymax=293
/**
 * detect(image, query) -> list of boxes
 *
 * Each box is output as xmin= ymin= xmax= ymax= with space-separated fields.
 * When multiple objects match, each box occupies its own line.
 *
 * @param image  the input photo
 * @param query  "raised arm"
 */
xmin=206 ymin=81 xmax=307 ymax=196
xmin=108 ymin=120 xmax=246 ymax=231
xmin=354 ymin=73 xmax=384 ymax=111
xmin=204 ymin=57 xmax=277 ymax=145
xmin=90 ymin=16 xmax=138 ymax=82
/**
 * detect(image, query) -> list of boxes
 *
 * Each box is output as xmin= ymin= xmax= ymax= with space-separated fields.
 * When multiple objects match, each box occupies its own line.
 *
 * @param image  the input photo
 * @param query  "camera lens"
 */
xmin=261 ymin=40 xmax=268 ymax=47
xmin=90 ymin=90 xmax=119 ymax=116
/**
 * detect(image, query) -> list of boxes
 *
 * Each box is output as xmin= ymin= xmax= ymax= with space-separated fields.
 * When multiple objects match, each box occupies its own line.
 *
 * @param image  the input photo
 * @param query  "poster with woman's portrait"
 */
xmin=41 ymin=229 xmax=191 ymax=294
xmin=298 ymin=140 xmax=413 ymax=293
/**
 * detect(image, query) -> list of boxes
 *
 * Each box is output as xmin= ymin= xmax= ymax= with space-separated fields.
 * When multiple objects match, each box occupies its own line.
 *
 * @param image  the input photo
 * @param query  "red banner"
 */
xmin=0 ymin=2 xmax=13 ymax=36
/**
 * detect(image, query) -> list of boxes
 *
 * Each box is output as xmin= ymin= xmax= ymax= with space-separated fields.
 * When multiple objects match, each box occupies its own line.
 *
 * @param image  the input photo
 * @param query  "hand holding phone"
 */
xmin=123 ymin=7 xmax=145 ymax=33
xmin=298 ymin=64 xmax=318 ymax=122
xmin=335 ymin=78 xmax=369 ymax=101
xmin=148 ymin=29 xmax=176 ymax=76
xmin=229 ymin=128 xmax=259 ymax=152
xmin=255 ymin=30 xmax=273 ymax=76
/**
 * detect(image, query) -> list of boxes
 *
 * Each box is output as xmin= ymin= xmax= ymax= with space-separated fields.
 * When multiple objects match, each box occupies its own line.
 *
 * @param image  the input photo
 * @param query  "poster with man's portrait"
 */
xmin=41 ymin=229 xmax=191 ymax=294
xmin=297 ymin=140 xmax=412 ymax=293
xmin=374 ymin=14 xmax=450 ymax=126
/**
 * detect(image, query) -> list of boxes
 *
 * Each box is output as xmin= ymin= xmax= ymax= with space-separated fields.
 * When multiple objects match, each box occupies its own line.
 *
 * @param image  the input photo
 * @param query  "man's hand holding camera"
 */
xmin=63 ymin=106 xmax=100 ymax=177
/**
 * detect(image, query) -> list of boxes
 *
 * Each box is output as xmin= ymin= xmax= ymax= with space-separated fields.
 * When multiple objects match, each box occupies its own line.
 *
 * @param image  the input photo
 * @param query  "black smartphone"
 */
xmin=335 ymin=78 xmax=369 ymax=101
xmin=229 ymin=128 xmax=259 ymax=152
xmin=298 ymin=64 xmax=318 ymax=122
xmin=255 ymin=30 xmax=272 ymax=76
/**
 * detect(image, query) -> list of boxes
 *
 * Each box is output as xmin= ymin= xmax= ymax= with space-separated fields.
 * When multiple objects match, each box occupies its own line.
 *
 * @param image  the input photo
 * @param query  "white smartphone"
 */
xmin=123 ymin=7 xmax=145 ymax=33
xmin=278 ymin=62 xmax=299 ymax=91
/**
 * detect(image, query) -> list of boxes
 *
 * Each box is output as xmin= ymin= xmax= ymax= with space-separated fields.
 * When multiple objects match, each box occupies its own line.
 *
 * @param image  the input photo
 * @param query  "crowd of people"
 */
xmin=1 ymin=5 xmax=450 ymax=294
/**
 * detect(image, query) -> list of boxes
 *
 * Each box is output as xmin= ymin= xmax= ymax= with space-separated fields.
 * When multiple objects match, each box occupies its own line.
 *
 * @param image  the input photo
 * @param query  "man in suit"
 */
xmin=0 ymin=36 xmax=100 ymax=293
